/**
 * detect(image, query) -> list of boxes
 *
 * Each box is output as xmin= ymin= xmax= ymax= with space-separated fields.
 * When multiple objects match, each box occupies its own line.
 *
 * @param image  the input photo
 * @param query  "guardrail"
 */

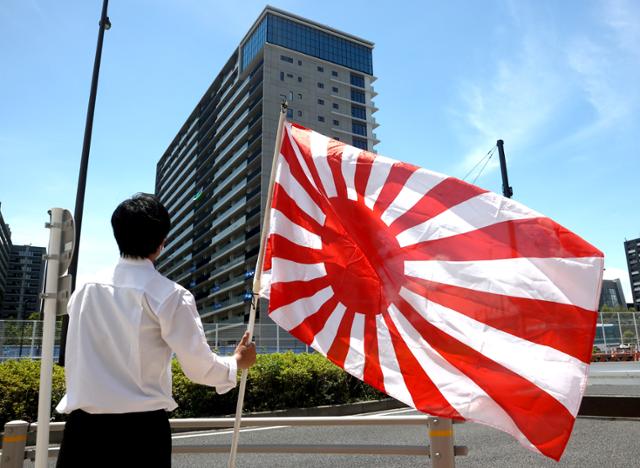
xmin=1 ymin=416 xmax=468 ymax=468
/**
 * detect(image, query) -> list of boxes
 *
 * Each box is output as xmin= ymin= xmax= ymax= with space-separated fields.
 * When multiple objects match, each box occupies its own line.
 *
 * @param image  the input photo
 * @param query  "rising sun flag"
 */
xmin=258 ymin=121 xmax=604 ymax=461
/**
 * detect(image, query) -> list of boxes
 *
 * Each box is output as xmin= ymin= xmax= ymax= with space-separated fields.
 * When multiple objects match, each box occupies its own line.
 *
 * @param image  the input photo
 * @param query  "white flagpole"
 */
xmin=227 ymin=102 xmax=288 ymax=468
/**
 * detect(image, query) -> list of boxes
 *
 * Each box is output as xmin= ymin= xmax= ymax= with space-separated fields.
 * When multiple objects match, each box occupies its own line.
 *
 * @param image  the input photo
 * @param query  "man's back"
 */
xmin=57 ymin=257 xmax=236 ymax=414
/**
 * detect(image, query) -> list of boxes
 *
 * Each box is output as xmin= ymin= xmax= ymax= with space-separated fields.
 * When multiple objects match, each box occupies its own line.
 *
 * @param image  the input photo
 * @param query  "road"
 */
xmin=166 ymin=407 xmax=640 ymax=468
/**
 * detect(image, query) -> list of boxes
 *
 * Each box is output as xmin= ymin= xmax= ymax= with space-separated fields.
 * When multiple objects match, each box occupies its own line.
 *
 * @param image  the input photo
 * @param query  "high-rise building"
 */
xmin=155 ymin=6 xmax=378 ymax=326
xmin=598 ymin=278 xmax=626 ymax=310
xmin=1 ymin=244 xmax=46 ymax=319
xmin=0 ymin=203 xmax=12 ymax=308
xmin=625 ymin=237 xmax=640 ymax=309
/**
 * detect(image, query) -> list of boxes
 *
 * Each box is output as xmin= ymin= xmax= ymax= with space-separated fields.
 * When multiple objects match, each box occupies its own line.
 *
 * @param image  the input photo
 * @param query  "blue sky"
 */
xmin=1 ymin=0 xmax=638 ymax=300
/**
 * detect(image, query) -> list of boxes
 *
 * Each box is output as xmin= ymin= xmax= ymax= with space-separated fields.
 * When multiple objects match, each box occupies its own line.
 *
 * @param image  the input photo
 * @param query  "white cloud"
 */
xmin=452 ymin=0 xmax=640 ymax=181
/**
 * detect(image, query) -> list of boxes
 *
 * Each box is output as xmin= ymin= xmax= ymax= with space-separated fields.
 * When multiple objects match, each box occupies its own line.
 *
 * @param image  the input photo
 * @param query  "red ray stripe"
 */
xmin=363 ymin=313 xmax=385 ymax=393
xmin=268 ymin=276 xmax=331 ymax=312
xmin=327 ymin=141 xmax=348 ymax=199
xmin=326 ymin=309 xmax=356 ymax=368
xmin=372 ymin=162 xmax=418 ymax=216
xmin=389 ymin=177 xmax=487 ymax=235
xmin=288 ymin=295 xmax=340 ymax=345
xmin=289 ymin=124 xmax=335 ymax=202
xmin=382 ymin=311 xmax=462 ymax=419
xmin=396 ymin=296 xmax=575 ymax=461
xmin=264 ymin=235 xmax=326 ymax=270
xmin=272 ymin=183 xmax=324 ymax=235
xmin=280 ymin=129 xmax=326 ymax=210
xmin=404 ymin=277 xmax=596 ymax=363
xmin=354 ymin=152 xmax=374 ymax=201
xmin=402 ymin=217 xmax=604 ymax=262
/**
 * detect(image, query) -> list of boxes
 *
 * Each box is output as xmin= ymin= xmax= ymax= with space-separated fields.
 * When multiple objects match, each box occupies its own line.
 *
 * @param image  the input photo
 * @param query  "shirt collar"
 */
xmin=117 ymin=257 xmax=155 ymax=269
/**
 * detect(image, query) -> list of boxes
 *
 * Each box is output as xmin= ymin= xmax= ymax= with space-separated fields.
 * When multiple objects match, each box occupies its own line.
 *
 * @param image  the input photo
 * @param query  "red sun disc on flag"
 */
xmin=260 ymin=121 xmax=604 ymax=461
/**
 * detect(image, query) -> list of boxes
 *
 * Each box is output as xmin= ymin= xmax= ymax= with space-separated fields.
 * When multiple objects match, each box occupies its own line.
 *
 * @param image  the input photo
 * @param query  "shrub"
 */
xmin=0 ymin=353 xmax=385 ymax=428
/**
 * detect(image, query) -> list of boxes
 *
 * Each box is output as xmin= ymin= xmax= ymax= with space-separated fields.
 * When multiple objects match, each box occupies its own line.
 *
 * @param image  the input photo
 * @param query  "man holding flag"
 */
xmin=56 ymin=193 xmax=256 ymax=468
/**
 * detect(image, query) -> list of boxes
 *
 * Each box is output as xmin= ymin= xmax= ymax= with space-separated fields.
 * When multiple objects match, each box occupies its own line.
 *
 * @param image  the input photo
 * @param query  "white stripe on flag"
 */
xmin=270 ymin=258 xmax=326 ymax=284
xmin=364 ymin=155 xmax=395 ymax=210
xmin=310 ymin=132 xmax=337 ymax=198
xmin=286 ymin=126 xmax=319 ymax=191
xmin=380 ymin=168 xmax=446 ymax=226
xmin=311 ymin=302 xmax=347 ymax=355
xmin=276 ymin=157 xmax=326 ymax=226
xmin=386 ymin=304 xmax=540 ymax=453
xmin=270 ymin=286 xmax=334 ymax=331
xmin=388 ymin=304 xmax=539 ymax=453
xmin=341 ymin=146 xmax=360 ymax=201
xmin=376 ymin=314 xmax=415 ymax=408
xmin=396 ymin=191 xmax=542 ymax=247
xmin=343 ymin=313 xmax=366 ymax=380
xmin=269 ymin=208 xmax=322 ymax=249
xmin=404 ymin=256 xmax=603 ymax=311
xmin=399 ymin=287 xmax=587 ymax=416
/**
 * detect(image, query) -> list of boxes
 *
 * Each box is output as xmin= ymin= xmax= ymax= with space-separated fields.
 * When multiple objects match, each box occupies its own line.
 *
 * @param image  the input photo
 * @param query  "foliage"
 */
xmin=1 ymin=353 xmax=385 ymax=428
xmin=0 ymin=360 xmax=66 ymax=428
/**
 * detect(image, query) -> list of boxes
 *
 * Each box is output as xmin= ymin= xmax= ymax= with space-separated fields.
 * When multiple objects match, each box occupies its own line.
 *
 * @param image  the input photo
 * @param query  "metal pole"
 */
xmin=228 ymin=102 xmax=288 ymax=468
xmin=428 ymin=417 xmax=455 ymax=468
xmin=617 ymin=312 xmax=623 ymax=345
xmin=35 ymin=209 xmax=64 ymax=468
xmin=59 ymin=0 xmax=111 ymax=366
xmin=633 ymin=312 xmax=639 ymax=348
xmin=600 ymin=312 xmax=608 ymax=350
xmin=0 ymin=420 xmax=29 ymax=468
xmin=496 ymin=140 xmax=513 ymax=199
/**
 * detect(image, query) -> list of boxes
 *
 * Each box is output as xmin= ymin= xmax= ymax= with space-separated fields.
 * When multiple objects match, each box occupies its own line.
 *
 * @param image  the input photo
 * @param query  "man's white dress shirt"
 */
xmin=56 ymin=257 xmax=237 ymax=414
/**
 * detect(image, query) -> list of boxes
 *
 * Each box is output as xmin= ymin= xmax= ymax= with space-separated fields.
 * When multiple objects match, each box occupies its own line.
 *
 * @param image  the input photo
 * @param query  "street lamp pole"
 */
xmin=59 ymin=0 xmax=111 ymax=365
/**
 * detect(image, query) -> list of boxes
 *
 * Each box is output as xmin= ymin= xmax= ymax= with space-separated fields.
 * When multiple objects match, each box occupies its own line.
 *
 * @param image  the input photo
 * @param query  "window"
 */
xmin=280 ymin=71 xmax=284 ymax=81
xmin=280 ymin=55 xmax=293 ymax=63
xmin=351 ymin=105 xmax=366 ymax=119
xmin=298 ymin=76 xmax=302 ymax=83
xmin=297 ymin=110 xmax=303 ymax=117
xmin=350 ymin=72 xmax=365 ymax=88
xmin=298 ymin=60 xmax=302 ymax=65
xmin=287 ymin=108 xmax=294 ymax=118
xmin=317 ymin=99 xmax=325 ymax=105
xmin=332 ymin=86 xmax=339 ymax=93
xmin=352 ymin=121 xmax=367 ymax=136
xmin=333 ymin=119 xmax=340 ymax=126
xmin=352 ymin=137 xmax=367 ymax=150
xmin=331 ymin=70 xmax=338 ymax=77
xmin=332 ymin=103 xmax=339 ymax=110
xmin=351 ymin=89 xmax=365 ymax=103
xmin=286 ymin=73 xmax=293 ymax=78
xmin=317 ymin=66 xmax=324 ymax=72
xmin=318 ymin=116 xmax=325 ymax=122
xmin=317 ymin=82 xmax=324 ymax=89
xmin=280 ymin=94 xmax=287 ymax=102
xmin=297 ymin=93 xmax=302 ymax=100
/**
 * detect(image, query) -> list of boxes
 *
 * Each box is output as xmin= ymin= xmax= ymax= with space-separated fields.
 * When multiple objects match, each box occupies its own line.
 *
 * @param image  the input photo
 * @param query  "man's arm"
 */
xmin=157 ymin=290 xmax=255 ymax=393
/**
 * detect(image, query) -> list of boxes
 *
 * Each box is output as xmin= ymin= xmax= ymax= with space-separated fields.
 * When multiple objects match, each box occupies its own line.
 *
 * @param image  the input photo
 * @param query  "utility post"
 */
xmin=496 ymin=140 xmax=513 ymax=199
xmin=59 ymin=0 xmax=111 ymax=365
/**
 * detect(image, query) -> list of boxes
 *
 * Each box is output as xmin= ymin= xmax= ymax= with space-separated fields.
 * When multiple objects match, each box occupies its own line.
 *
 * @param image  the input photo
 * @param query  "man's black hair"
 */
xmin=111 ymin=193 xmax=171 ymax=259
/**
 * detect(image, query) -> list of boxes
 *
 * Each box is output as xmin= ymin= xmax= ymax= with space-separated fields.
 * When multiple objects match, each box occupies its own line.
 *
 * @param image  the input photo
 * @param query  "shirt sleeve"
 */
xmin=156 ymin=289 xmax=238 ymax=394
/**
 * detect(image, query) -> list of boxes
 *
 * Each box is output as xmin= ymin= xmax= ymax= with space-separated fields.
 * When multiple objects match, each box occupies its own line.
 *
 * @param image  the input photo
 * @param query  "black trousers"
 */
xmin=56 ymin=409 xmax=171 ymax=468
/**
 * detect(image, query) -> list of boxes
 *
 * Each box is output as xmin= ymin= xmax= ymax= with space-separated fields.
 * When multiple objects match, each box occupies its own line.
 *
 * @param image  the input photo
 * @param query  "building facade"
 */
xmin=598 ymin=278 xmax=626 ymax=310
xmin=155 ymin=6 xmax=378 ymax=326
xmin=625 ymin=237 xmax=640 ymax=310
xmin=0 ymin=244 xmax=46 ymax=319
xmin=0 ymin=203 xmax=12 ymax=309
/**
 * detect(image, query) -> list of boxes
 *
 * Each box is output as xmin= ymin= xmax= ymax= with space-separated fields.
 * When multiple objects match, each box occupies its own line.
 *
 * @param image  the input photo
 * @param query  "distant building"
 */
xmin=155 ymin=6 xmax=378 ymax=325
xmin=0 ymin=203 xmax=11 ymax=308
xmin=0 ymin=244 xmax=46 ymax=320
xmin=625 ymin=237 xmax=640 ymax=310
xmin=599 ymin=278 xmax=626 ymax=310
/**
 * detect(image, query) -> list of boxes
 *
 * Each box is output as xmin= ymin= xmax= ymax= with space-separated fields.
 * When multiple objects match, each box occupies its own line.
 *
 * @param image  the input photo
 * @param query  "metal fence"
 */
xmin=0 ymin=320 xmax=307 ymax=361
xmin=2 ymin=312 xmax=639 ymax=361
